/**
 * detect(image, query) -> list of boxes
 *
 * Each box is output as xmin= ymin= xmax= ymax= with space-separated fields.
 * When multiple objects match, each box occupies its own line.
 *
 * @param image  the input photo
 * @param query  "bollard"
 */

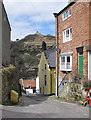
xmin=10 ymin=90 xmax=19 ymax=103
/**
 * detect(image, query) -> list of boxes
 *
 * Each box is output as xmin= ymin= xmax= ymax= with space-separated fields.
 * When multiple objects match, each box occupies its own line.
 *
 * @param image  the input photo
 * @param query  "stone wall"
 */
xmin=1 ymin=65 xmax=19 ymax=105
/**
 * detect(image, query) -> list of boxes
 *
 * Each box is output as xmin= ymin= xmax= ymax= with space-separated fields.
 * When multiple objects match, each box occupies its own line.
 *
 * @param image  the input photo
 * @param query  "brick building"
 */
xmin=54 ymin=1 xmax=91 ymax=96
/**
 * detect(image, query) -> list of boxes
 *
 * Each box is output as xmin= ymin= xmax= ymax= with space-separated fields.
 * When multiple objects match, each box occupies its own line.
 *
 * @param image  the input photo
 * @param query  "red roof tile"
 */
xmin=24 ymin=80 xmax=36 ymax=88
xmin=19 ymin=79 xmax=36 ymax=88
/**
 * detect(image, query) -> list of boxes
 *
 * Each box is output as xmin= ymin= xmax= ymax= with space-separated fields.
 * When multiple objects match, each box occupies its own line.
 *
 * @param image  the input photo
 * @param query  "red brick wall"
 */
xmin=55 ymin=1 xmax=91 ymax=80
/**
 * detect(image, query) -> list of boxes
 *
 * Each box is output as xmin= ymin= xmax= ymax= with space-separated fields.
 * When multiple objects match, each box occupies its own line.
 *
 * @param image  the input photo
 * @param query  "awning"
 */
xmin=76 ymin=46 xmax=84 ymax=53
xmin=60 ymin=51 xmax=73 ymax=56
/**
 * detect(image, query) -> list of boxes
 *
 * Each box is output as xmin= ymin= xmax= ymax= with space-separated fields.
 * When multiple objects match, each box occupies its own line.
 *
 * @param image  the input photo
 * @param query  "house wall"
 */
xmin=36 ymin=76 xmax=39 ymax=92
xmin=51 ymin=68 xmax=56 ymax=94
xmin=38 ymin=52 xmax=55 ymax=95
xmin=2 ymin=3 xmax=11 ymax=66
xmin=55 ymin=1 xmax=91 ymax=81
xmin=0 ymin=2 xmax=2 ymax=67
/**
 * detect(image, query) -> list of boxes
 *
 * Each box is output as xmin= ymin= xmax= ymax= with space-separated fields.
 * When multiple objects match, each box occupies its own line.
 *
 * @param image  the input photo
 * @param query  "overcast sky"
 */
xmin=3 ymin=0 xmax=68 ymax=41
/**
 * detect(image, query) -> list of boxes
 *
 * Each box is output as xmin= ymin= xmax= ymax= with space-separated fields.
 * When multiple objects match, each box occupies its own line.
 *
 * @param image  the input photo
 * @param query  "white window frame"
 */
xmin=62 ymin=8 xmax=71 ymax=21
xmin=60 ymin=55 xmax=72 ymax=71
xmin=63 ymin=27 xmax=72 ymax=43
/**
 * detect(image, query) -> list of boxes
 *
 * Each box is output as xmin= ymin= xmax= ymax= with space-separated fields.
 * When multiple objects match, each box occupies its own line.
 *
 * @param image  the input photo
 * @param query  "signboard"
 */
xmin=85 ymin=88 xmax=91 ymax=101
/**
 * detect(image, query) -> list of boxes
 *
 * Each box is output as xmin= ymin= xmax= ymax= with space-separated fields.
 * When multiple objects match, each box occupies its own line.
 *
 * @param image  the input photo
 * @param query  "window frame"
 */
xmin=62 ymin=8 xmax=71 ymax=21
xmin=60 ymin=55 xmax=72 ymax=71
xmin=63 ymin=27 xmax=72 ymax=43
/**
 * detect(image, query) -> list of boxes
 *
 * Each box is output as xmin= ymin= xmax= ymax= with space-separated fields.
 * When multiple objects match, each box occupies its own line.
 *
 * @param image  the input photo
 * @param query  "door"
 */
xmin=79 ymin=55 xmax=83 ymax=76
xmin=43 ymin=87 xmax=44 ymax=95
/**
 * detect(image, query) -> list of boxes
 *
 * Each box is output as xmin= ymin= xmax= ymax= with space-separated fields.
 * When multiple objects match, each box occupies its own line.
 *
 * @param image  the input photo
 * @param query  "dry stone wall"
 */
xmin=1 ymin=65 xmax=19 ymax=105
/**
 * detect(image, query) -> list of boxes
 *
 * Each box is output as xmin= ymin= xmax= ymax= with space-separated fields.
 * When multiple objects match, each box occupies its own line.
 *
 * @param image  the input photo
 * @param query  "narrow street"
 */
xmin=2 ymin=93 xmax=89 ymax=118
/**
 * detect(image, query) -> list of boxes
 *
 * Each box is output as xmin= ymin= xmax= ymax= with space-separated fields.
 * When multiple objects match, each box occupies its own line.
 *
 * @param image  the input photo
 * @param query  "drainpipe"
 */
xmin=53 ymin=13 xmax=59 ymax=97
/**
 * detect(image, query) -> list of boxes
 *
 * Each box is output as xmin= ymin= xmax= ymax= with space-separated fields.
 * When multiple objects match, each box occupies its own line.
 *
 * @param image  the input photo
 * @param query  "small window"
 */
xmin=67 ymin=56 xmax=70 ymax=62
xmin=45 ymin=64 xmax=46 ymax=70
xmin=45 ymin=75 xmax=47 ymax=86
xmin=66 ymin=11 xmax=68 ymax=18
xmin=66 ymin=29 xmax=69 ymax=40
xmin=69 ymin=8 xmax=71 ymax=16
xmin=61 ymin=56 xmax=65 ymax=62
xmin=61 ymin=57 xmax=65 ymax=70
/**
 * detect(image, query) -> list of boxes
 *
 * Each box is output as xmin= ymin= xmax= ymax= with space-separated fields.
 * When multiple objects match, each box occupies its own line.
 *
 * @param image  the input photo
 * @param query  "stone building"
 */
xmin=0 ymin=1 xmax=11 ymax=67
xmin=54 ymin=1 xmax=91 ymax=95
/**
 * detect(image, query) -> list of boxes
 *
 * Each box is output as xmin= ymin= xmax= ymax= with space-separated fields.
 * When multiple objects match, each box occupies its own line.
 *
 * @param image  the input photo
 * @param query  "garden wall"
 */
xmin=1 ymin=65 xmax=19 ymax=105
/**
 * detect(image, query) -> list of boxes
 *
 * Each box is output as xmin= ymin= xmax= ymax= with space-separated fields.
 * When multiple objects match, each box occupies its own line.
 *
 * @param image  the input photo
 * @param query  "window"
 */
xmin=60 ymin=55 xmax=72 ymax=71
xmin=62 ymin=8 xmax=71 ymax=21
xmin=45 ymin=75 xmax=47 ymax=86
xmin=45 ymin=64 xmax=46 ymax=70
xmin=63 ymin=28 xmax=72 ymax=43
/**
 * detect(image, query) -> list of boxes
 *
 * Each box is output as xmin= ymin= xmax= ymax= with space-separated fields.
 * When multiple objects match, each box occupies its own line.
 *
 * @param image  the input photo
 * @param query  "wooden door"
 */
xmin=79 ymin=55 xmax=83 ymax=76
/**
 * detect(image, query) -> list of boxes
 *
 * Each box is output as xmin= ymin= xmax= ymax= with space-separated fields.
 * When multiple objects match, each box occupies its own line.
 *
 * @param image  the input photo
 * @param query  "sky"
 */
xmin=3 ymin=0 xmax=68 ymax=41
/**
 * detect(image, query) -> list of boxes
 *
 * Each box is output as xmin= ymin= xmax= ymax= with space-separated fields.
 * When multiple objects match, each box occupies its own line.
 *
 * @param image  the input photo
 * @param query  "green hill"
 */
xmin=10 ymin=31 xmax=56 ymax=80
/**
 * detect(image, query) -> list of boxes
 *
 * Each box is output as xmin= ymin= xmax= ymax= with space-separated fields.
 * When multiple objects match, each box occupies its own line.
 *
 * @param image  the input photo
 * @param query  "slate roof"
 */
xmin=44 ymin=50 xmax=56 ymax=68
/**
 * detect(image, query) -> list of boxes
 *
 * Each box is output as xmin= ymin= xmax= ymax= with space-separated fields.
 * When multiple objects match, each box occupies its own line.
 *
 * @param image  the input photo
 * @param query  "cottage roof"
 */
xmin=19 ymin=79 xmax=36 ymax=88
xmin=24 ymin=80 xmax=36 ymax=88
xmin=44 ymin=50 xmax=56 ymax=68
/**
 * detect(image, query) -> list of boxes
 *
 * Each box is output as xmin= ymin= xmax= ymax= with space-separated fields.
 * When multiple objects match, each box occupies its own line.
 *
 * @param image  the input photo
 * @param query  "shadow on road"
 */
xmin=20 ymin=93 xmax=49 ymax=106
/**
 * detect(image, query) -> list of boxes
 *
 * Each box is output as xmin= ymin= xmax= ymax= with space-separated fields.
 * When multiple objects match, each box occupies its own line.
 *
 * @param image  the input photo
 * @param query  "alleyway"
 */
xmin=2 ymin=93 xmax=89 ymax=118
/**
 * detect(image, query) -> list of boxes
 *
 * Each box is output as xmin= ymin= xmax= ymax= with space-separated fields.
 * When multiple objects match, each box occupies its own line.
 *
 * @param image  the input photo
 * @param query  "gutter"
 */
xmin=53 ymin=13 xmax=59 ymax=97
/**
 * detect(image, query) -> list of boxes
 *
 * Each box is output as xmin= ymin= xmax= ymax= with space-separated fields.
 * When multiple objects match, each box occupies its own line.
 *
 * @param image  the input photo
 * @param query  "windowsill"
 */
xmin=60 ymin=69 xmax=72 ymax=72
xmin=63 ymin=39 xmax=72 ymax=43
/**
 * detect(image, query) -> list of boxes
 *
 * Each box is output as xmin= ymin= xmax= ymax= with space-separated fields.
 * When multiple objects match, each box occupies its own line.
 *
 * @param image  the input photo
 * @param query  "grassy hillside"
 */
xmin=10 ymin=32 xmax=56 ymax=80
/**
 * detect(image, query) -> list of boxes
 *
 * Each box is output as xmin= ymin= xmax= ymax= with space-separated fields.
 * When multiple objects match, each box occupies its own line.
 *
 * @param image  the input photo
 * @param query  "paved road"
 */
xmin=1 ymin=93 xmax=90 ymax=118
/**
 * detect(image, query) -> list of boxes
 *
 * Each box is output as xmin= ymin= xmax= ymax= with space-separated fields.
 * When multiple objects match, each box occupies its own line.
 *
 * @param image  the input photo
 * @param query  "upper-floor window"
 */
xmin=62 ymin=8 xmax=71 ymax=21
xmin=63 ymin=27 xmax=72 ymax=43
